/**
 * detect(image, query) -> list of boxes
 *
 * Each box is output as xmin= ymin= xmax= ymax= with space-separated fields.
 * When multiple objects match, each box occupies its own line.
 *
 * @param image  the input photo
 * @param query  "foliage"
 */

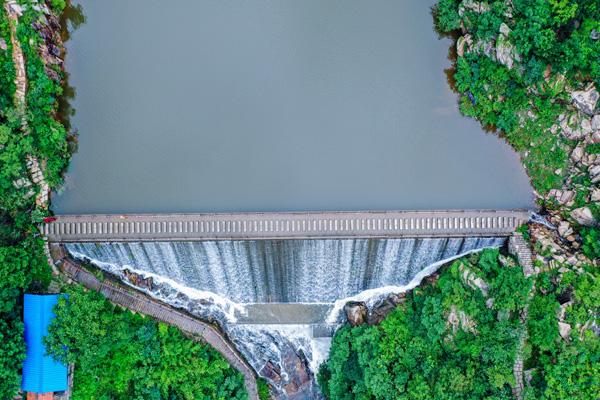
xmin=519 ymin=267 xmax=600 ymax=400
xmin=319 ymin=249 xmax=526 ymax=399
xmin=0 ymin=317 xmax=25 ymax=400
xmin=50 ymin=0 xmax=67 ymax=12
xmin=0 ymin=3 xmax=70 ymax=397
xmin=45 ymin=286 xmax=248 ymax=400
xmin=527 ymin=294 xmax=559 ymax=352
xmin=434 ymin=0 xmax=462 ymax=32
xmin=258 ymin=378 xmax=271 ymax=400
xmin=580 ymin=227 xmax=600 ymax=260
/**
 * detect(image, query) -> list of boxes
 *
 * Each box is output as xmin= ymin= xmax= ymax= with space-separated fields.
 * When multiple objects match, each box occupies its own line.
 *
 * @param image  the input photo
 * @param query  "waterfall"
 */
xmin=65 ymin=237 xmax=505 ymax=399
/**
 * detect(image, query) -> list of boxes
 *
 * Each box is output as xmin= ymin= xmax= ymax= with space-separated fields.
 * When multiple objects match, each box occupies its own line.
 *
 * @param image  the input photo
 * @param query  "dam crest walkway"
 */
xmin=42 ymin=210 xmax=531 ymax=242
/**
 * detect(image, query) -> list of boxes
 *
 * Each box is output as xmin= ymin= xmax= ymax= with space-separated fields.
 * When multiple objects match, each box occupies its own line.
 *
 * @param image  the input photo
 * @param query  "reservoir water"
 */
xmin=53 ymin=0 xmax=533 ymax=214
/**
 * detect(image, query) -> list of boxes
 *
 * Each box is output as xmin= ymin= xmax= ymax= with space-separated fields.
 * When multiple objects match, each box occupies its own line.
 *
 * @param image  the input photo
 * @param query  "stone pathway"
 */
xmin=5 ymin=0 xmax=50 ymax=208
xmin=51 ymin=246 xmax=259 ymax=400
xmin=508 ymin=232 xmax=536 ymax=400
xmin=509 ymin=232 xmax=534 ymax=276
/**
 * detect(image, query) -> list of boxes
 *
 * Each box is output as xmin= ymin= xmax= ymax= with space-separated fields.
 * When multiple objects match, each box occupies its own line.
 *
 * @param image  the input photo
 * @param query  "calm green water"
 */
xmin=53 ymin=0 xmax=533 ymax=214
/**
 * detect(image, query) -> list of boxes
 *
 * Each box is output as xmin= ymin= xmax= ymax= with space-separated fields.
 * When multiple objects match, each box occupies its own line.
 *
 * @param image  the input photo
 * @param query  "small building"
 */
xmin=22 ymin=294 xmax=68 ymax=400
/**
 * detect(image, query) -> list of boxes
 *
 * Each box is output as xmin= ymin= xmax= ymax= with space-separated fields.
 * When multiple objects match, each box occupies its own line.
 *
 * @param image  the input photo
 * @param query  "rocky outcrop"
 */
xmin=558 ymin=113 xmax=592 ymax=140
xmin=458 ymin=0 xmax=490 ymax=16
xmin=496 ymin=23 xmax=520 ymax=69
xmin=447 ymin=305 xmax=477 ymax=334
xmin=458 ymin=262 xmax=490 ymax=296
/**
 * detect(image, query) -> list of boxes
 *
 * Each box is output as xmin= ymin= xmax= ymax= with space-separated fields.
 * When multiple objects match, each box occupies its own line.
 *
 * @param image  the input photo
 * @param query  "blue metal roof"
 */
xmin=22 ymin=294 xmax=68 ymax=393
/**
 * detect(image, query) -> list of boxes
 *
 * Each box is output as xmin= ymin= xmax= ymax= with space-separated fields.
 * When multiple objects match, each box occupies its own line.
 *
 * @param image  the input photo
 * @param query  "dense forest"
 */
xmin=320 ymin=0 xmax=599 ymax=399
xmin=44 ymin=286 xmax=248 ymax=400
xmin=0 ymin=0 xmax=64 ymax=395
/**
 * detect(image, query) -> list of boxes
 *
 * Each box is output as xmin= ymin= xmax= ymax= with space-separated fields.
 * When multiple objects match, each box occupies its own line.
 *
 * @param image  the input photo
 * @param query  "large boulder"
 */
xmin=571 ymin=85 xmax=599 ymax=116
xmin=570 ymin=207 xmax=597 ymax=226
xmin=344 ymin=301 xmax=368 ymax=326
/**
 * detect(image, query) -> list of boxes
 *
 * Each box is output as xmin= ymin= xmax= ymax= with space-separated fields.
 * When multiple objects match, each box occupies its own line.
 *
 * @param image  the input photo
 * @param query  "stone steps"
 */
xmin=509 ymin=233 xmax=534 ymax=276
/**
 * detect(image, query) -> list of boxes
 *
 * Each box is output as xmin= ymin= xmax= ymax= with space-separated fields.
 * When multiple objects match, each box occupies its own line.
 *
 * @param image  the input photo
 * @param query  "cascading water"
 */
xmin=66 ymin=237 xmax=505 ymax=399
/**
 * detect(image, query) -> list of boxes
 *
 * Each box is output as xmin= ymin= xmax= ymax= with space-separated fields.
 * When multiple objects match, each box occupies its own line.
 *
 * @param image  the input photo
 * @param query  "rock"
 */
xmin=367 ymin=296 xmax=404 ymax=325
xmin=559 ymin=113 xmax=592 ymax=140
xmin=571 ymin=85 xmax=599 ymax=116
xmin=472 ymin=39 xmax=495 ymax=58
xmin=592 ymin=130 xmax=600 ymax=143
xmin=592 ymin=115 xmax=600 ymax=131
xmin=447 ymin=305 xmax=478 ymax=333
xmin=12 ymin=177 xmax=32 ymax=189
xmin=571 ymin=145 xmax=584 ymax=163
xmin=344 ymin=301 xmax=367 ymax=327
xmin=458 ymin=0 xmax=490 ymax=16
xmin=496 ymin=23 xmax=520 ymax=69
xmin=591 ymin=187 xmax=600 ymax=202
xmin=558 ymin=322 xmax=572 ymax=340
xmin=0 ymin=38 xmax=7 ymax=51
xmin=456 ymin=35 xmax=472 ymax=57
xmin=591 ymin=29 xmax=600 ymax=40
xmin=7 ymin=3 xmax=23 ymax=16
xmin=260 ymin=361 xmax=282 ymax=385
xmin=458 ymin=262 xmax=489 ymax=296
xmin=570 ymin=207 xmax=597 ymax=226
xmin=558 ymin=221 xmax=573 ymax=238
xmin=590 ymin=164 xmax=600 ymax=184
xmin=548 ymin=189 xmax=575 ymax=205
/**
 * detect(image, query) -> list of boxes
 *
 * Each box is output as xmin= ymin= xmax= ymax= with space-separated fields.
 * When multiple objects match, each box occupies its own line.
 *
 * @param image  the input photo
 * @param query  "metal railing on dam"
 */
xmin=41 ymin=210 xmax=531 ymax=242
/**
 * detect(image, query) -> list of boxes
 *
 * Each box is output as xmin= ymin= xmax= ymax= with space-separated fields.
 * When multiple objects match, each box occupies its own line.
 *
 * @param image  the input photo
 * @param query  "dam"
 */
xmin=45 ymin=209 xmax=529 ymax=398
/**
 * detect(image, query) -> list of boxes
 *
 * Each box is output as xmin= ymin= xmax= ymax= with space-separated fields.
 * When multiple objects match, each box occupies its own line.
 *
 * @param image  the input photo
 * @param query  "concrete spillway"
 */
xmin=64 ymin=235 xmax=507 ymax=399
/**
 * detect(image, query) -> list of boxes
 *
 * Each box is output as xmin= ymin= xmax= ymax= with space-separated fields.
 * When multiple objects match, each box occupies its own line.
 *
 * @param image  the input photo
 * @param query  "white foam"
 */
xmin=325 ymin=244 xmax=502 ymax=324
xmin=68 ymin=249 xmax=245 ymax=322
